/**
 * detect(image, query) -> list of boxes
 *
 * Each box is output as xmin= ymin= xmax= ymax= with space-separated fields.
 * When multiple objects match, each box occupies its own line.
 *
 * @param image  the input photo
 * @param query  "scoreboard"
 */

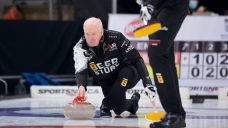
xmin=131 ymin=40 xmax=228 ymax=84
xmin=177 ymin=41 xmax=228 ymax=79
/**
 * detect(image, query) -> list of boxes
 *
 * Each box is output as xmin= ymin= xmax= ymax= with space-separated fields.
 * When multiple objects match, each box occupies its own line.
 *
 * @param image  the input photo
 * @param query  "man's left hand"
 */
xmin=144 ymin=85 xmax=156 ymax=99
xmin=136 ymin=0 xmax=144 ymax=5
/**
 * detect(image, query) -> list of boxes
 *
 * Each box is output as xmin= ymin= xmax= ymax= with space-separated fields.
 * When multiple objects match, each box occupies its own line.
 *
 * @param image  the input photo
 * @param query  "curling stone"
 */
xmin=64 ymin=96 xmax=96 ymax=120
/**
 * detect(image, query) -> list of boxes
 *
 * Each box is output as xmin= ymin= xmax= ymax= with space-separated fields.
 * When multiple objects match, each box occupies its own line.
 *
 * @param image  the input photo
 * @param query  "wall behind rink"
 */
xmin=108 ymin=14 xmax=228 ymax=97
xmin=30 ymin=85 xmax=189 ymax=107
xmin=0 ymin=20 xmax=84 ymax=75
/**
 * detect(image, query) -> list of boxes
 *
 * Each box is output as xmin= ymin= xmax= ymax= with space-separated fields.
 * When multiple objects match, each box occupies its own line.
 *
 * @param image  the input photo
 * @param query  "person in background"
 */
xmin=189 ymin=0 xmax=218 ymax=16
xmin=189 ymin=0 xmax=198 ymax=13
xmin=136 ymin=0 xmax=188 ymax=127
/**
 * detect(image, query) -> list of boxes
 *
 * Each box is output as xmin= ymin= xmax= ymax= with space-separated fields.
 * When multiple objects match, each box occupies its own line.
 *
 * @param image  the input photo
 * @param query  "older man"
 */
xmin=73 ymin=17 xmax=155 ymax=117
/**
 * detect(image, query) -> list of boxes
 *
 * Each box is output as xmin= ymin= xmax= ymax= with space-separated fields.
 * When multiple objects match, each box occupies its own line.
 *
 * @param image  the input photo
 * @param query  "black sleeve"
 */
xmin=117 ymin=33 xmax=152 ymax=87
xmin=76 ymin=69 xmax=88 ymax=91
xmin=135 ymin=58 xmax=153 ymax=87
xmin=117 ymin=33 xmax=141 ymax=62
xmin=142 ymin=0 xmax=159 ymax=6
xmin=73 ymin=39 xmax=89 ymax=90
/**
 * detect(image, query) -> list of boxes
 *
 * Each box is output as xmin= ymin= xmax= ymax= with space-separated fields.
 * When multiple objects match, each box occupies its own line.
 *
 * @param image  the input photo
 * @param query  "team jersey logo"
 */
xmin=125 ymin=44 xmax=134 ymax=53
xmin=83 ymin=51 xmax=93 ymax=57
xmin=106 ymin=43 xmax=117 ymax=52
xmin=121 ymin=78 xmax=128 ymax=87
xmin=89 ymin=58 xmax=119 ymax=75
xmin=156 ymin=73 xmax=164 ymax=84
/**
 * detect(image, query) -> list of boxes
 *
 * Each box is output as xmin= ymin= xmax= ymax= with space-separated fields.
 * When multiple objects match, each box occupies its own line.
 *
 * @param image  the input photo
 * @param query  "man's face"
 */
xmin=84 ymin=26 xmax=103 ymax=47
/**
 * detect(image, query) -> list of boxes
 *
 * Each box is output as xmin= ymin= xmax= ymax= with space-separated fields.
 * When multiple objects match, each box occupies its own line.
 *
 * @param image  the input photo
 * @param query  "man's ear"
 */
xmin=101 ymin=29 xmax=104 ymax=35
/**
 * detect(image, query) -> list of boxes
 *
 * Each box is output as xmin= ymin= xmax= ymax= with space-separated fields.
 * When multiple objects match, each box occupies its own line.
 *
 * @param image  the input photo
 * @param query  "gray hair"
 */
xmin=83 ymin=17 xmax=103 ymax=31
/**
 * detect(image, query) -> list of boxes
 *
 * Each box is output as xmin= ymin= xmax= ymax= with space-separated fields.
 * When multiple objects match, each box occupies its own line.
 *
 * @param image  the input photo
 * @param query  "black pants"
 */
xmin=98 ymin=66 xmax=140 ymax=115
xmin=148 ymin=1 xmax=188 ymax=116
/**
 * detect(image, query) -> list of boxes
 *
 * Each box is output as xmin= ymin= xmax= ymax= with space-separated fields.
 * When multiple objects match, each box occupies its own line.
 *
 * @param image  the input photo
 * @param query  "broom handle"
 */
xmin=148 ymin=96 xmax=157 ymax=112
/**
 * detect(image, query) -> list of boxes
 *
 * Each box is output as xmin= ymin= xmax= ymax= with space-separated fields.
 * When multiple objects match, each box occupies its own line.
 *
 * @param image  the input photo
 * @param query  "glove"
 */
xmin=140 ymin=4 xmax=154 ymax=21
xmin=136 ymin=0 xmax=144 ymax=5
xmin=144 ymin=85 xmax=156 ymax=99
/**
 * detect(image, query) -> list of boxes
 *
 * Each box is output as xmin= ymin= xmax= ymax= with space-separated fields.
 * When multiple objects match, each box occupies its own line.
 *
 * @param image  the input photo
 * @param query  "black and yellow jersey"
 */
xmin=73 ymin=30 xmax=151 ymax=88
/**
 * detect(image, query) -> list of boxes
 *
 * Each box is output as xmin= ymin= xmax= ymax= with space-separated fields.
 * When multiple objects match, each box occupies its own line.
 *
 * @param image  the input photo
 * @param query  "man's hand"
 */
xmin=144 ymin=85 xmax=156 ymax=99
xmin=140 ymin=4 xmax=154 ymax=21
xmin=136 ymin=0 xmax=144 ymax=5
xmin=76 ymin=85 xmax=87 ymax=101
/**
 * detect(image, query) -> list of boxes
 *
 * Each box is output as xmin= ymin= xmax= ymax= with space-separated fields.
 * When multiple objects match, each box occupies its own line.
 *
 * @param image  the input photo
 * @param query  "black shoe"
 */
xmin=160 ymin=112 xmax=169 ymax=122
xmin=150 ymin=113 xmax=186 ymax=128
xmin=100 ymin=104 xmax=112 ymax=118
xmin=128 ymin=92 xmax=140 ymax=114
